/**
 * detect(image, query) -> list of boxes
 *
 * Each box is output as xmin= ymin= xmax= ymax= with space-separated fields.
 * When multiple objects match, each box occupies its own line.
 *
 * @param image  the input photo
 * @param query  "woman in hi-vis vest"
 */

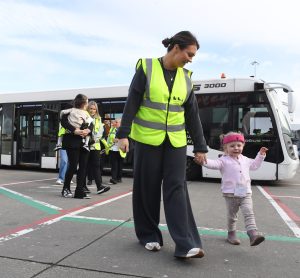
xmin=117 ymin=31 xmax=208 ymax=259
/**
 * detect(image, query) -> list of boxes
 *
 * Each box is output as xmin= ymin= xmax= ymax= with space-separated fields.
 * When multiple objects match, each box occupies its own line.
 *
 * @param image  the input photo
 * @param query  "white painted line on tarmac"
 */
xmin=0 ymin=191 xmax=132 ymax=243
xmin=257 ymin=186 xmax=300 ymax=238
xmin=271 ymin=195 xmax=300 ymax=199
xmin=0 ymin=178 xmax=56 ymax=187
xmin=275 ymin=183 xmax=300 ymax=186
xmin=65 ymin=192 xmax=133 ymax=217
xmin=0 ymin=186 xmax=63 ymax=210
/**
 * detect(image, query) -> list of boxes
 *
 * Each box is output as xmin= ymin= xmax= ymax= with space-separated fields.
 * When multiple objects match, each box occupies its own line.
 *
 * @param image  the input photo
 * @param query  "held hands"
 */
xmin=118 ymin=138 xmax=129 ymax=153
xmin=259 ymin=147 xmax=268 ymax=156
xmin=194 ymin=152 xmax=207 ymax=165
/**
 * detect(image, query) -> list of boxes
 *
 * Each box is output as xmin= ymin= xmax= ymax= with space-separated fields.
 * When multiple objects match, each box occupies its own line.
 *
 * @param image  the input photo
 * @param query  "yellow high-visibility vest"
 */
xmin=107 ymin=127 xmax=127 ymax=158
xmin=58 ymin=127 xmax=66 ymax=137
xmin=130 ymin=58 xmax=193 ymax=147
xmin=90 ymin=117 xmax=103 ymax=151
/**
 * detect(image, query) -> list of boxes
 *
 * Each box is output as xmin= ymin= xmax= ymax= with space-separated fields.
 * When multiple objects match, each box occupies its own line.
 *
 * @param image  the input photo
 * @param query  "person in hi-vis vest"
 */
xmin=83 ymin=101 xmax=111 ymax=195
xmin=107 ymin=118 xmax=126 ymax=184
xmin=117 ymin=31 xmax=208 ymax=259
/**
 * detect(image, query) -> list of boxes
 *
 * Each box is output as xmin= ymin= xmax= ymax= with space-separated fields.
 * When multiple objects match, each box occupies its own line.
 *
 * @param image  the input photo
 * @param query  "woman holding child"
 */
xmin=60 ymin=93 xmax=93 ymax=199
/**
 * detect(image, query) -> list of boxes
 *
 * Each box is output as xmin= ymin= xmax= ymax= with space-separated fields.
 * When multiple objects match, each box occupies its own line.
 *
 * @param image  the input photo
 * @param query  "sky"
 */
xmin=0 ymin=0 xmax=300 ymax=121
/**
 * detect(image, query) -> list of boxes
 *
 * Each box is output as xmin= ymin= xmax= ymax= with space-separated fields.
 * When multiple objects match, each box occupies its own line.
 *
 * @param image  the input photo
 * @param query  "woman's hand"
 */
xmin=74 ymin=128 xmax=83 ymax=136
xmin=81 ymin=128 xmax=91 ymax=137
xmin=118 ymin=138 xmax=129 ymax=153
xmin=73 ymin=128 xmax=90 ymax=137
xmin=194 ymin=152 xmax=207 ymax=165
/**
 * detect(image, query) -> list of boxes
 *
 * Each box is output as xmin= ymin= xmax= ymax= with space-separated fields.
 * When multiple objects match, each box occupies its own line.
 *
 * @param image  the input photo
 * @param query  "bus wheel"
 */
xmin=186 ymin=157 xmax=202 ymax=181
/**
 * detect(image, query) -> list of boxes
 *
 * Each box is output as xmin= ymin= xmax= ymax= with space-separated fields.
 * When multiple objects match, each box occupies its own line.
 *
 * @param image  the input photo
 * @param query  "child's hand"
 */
xmin=260 ymin=147 xmax=268 ymax=155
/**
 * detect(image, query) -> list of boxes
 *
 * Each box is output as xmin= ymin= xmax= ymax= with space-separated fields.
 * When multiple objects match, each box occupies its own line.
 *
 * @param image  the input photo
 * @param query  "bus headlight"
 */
xmin=283 ymin=134 xmax=297 ymax=160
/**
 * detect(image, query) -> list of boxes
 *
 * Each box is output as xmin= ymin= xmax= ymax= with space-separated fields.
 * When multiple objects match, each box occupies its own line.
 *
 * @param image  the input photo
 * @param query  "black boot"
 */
xmin=247 ymin=230 xmax=265 ymax=246
xmin=83 ymin=185 xmax=91 ymax=193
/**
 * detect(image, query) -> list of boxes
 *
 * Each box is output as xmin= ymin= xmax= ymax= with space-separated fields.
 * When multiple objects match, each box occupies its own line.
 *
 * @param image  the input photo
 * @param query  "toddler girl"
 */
xmin=196 ymin=131 xmax=268 ymax=246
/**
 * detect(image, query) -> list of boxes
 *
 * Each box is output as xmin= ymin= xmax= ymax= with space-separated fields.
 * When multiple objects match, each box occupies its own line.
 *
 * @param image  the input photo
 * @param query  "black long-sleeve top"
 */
xmin=116 ymin=63 xmax=208 ymax=153
xmin=60 ymin=113 xmax=94 ymax=149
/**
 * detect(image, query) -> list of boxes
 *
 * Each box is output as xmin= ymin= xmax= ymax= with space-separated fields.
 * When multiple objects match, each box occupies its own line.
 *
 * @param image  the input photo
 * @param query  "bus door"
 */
xmin=40 ymin=104 xmax=59 ymax=169
xmin=16 ymin=104 xmax=42 ymax=167
xmin=0 ymin=105 xmax=2 ymax=165
xmin=0 ymin=104 xmax=14 ymax=166
xmin=98 ymin=99 xmax=134 ymax=173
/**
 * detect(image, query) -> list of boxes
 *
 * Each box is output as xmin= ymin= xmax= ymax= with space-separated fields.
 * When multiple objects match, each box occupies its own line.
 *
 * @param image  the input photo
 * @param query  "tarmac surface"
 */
xmin=0 ymin=167 xmax=300 ymax=278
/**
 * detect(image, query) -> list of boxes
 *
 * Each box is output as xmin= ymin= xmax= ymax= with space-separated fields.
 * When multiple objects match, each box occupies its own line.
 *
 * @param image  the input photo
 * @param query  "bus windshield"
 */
xmin=196 ymin=91 xmax=283 ymax=163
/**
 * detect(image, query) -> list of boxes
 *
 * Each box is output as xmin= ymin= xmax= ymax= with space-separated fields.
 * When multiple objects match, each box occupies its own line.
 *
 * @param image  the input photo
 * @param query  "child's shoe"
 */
xmin=247 ymin=229 xmax=265 ymax=246
xmin=54 ymin=144 xmax=62 ymax=151
xmin=82 ymin=144 xmax=90 ymax=152
xmin=227 ymin=231 xmax=241 ymax=245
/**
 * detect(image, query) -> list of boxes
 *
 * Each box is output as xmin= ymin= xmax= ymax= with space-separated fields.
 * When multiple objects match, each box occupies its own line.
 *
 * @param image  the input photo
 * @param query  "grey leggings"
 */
xmin=224 ymin=194 xmax=257 ymax=232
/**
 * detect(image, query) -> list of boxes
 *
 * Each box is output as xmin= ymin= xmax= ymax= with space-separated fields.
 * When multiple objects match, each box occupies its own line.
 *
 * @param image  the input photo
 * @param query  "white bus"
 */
xmin=0 ymin=86 xmax=131 ymax=171
xmin=187 ymin=77 xmax=299 ymax=180
xmin=0 ymin=77 xmax=298 ymax=180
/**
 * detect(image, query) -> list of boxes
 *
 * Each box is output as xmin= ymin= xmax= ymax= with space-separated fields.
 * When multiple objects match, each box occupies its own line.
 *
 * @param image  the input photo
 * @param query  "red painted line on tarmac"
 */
xmin=0 ymin=190 xmax=132 ymax=239
xmin=263 ymin=186 xmax=300 ymax=223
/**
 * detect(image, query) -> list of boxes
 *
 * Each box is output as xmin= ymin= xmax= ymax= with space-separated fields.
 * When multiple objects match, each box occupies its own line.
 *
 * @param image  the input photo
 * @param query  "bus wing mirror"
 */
xmin=288 ymin=91 xmax=296 ymax=113
xmin=264 ymin=82 xmax=295 ymax=113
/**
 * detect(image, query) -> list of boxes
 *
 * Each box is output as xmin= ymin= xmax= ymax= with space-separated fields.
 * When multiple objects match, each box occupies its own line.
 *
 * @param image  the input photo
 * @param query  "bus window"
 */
xmin=0 ymin=105 xmax=2 ymax=160
xmin=97 ymin=99 xmax=134 ymax=172
xmin=197 ymin=95 xmax=230 ymax=150
xmin=99 ymin=100 xmax=125 ymax=121
xmin=42 ymin=104 xmax=59 ymax=157
xmin=236 ymin=105 xmax=283 ymax=163
xmin=239 ymin=107 xmax=273 ymax=136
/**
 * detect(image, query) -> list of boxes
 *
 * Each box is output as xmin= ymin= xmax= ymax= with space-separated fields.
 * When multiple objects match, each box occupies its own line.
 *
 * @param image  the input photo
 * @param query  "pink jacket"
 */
xmin=204 ymin=153 xmax=266 ymax=194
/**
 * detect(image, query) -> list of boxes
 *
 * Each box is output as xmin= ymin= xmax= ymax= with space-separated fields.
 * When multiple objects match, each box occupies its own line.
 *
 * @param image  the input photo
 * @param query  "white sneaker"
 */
xmin=185 ymin=248 xmax=205 ymax=258
xmin=145 ymin=242 xmax=161 ymax=251
xmin=56 ymin=179 xmax=63 ymax=185
xmin=54 ymin=145 xmax=62 ymax=151
xmin=61 ymin=188 xmax=73 ymax=198
xmin=82 ymin=144 xmax=90 ymax=151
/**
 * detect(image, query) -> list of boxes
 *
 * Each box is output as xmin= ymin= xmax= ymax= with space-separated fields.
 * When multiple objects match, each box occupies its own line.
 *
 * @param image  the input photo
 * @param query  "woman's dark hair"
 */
xmin=74 ymin=94 xmax=88 ymax=108
xmin=162 ymin=31 xmax=199 ymax=52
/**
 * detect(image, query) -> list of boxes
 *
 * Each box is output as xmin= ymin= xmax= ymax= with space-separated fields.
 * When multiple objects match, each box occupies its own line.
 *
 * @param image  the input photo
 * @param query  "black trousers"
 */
xmin=132 ymin=138 xmax=202 ymax=256
xmin=87 ymin=165 xmax=94 ymax=182
xmin=110 ymin=151 xmax=123 ymax=181
xmin=86 ymin=150 xmax=103 ymax=189
xmin=64 ymin=148 xmax=89 ymax=197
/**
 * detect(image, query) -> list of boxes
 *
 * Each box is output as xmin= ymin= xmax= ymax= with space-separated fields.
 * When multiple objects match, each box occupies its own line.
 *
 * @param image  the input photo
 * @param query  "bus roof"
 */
xmin=0 ymin=77 xmax=292 ymax=104
xmin=193 ymin=77 xmax=293 ymax=95
xmin=193 ymin=77 xmax=264 ymax=94
xmin=0 ymin=85 xmax=129 ymax=104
